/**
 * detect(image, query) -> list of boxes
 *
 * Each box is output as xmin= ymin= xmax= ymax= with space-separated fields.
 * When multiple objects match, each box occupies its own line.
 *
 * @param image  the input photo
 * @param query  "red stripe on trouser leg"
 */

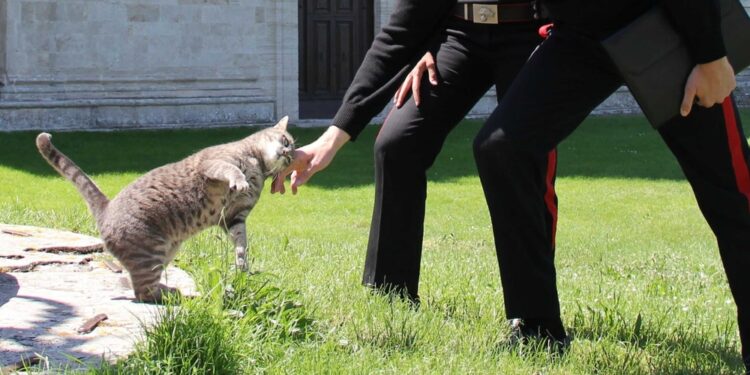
xmin=721 ymin=98 xmax=750 ymax=212
xmin=544 ymin=149 xmax=558 ymax=247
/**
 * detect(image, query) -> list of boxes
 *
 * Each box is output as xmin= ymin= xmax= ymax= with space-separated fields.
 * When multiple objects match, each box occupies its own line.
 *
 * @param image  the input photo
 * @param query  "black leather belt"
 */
xmin=453 ymin=2 xmax=540 ymax=24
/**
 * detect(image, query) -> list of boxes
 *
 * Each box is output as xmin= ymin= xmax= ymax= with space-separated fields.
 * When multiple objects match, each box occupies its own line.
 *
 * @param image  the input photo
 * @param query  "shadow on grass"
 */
xmin=2 ymin=111 xmax=748 ymax=188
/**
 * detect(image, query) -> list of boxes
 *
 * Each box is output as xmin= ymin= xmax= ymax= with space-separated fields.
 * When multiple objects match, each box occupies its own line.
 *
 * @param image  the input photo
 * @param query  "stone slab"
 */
xmin=0 ymin=224 xmax=197 ymax=370
xmin=0 ymin=224 xmax=104 ymax=253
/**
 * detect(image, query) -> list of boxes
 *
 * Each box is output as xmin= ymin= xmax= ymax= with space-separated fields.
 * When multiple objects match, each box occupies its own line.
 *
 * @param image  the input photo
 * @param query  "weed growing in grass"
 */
xmin=571 ymin=297 xmax=667 ymax=347
xmin=177 ymin=230 xmax=318 ymax=342
xmin=349 ymin=294 xmax=422 ymax=354
xmin=82 ymin=231 xmax=319 ymax=375
xmin=93 ymin=296 xmax=244 ymax=374
xmin=87 ymin=271 xmax=320 ymax=374
xmin=570 ymin=300 xmax=742 ymax=374
xmin=221 ymin=271 xmax=318 ymax=342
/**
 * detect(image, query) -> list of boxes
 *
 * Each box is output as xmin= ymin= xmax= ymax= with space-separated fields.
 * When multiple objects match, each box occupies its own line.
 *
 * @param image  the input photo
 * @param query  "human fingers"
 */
xmin=290 ymin=152 xmax=330 ymax=194
xmin=288 ymin=160 xmax=315 ymax=195
xmin=395 ymin=75 xmax=413 ymax=108
xmin=274 ymin=149 xmax=312 ymax=193
xmin=289 ymin=166 xmax=315 ymax=195
xmin=697 ymin=84 xmax=732 ymax=108
xmin=292 ymin=159 xmax=321 ymax=189
xmin=680 ymin=78 xmax=697 ymax=117
xmin=270 ymin=163 xmax=297 ymax=194
xmin=696 ymin=93 xmax=717 ymax=108
xmin=692 ymin=58 xmax=736 ymax=110
xmin=425 ymin=54 xmax=438 ymax=85
xmin=271 ymin=175 xmax=286 ymax=194
xmin=290 ymin=170 xmax=306 ymax=195
xmin=412 ymin=66 xmax=423 ymax=107
xmin=393 ymin=80 xmax=403 ymax=104
xmin=290 ymin=170 xmax=301 ymax=195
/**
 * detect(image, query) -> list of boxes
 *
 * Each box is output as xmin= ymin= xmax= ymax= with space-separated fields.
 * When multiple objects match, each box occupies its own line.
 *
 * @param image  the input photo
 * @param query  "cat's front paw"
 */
xmin=229 ymin=179 xmax=250 ymax=193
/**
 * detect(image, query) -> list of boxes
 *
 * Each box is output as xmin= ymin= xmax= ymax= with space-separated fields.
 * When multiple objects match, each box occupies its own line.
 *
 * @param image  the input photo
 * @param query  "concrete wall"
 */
xmin=0 ymin=0 xmax=297 ymax=131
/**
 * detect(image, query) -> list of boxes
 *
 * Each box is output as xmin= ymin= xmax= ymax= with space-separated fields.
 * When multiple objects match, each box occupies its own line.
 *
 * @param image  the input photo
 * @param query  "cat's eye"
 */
xmin=281 ymin=136 xmax=290 ymax=147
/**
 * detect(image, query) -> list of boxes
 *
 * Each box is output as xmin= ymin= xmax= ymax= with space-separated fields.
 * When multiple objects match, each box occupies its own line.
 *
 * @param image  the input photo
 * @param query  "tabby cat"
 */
xmin=36 ymin=117 xmax=295 ymax=302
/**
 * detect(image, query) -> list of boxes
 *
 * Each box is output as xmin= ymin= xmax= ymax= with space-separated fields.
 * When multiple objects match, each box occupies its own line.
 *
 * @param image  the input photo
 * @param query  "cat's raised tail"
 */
xmin=36 ymin=133 xmax=109 ymax=222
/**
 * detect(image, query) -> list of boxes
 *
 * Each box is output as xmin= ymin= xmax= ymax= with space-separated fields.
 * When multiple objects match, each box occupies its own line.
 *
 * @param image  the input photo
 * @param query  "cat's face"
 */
xmin=260 ymin=116 xmax=295 ymax=175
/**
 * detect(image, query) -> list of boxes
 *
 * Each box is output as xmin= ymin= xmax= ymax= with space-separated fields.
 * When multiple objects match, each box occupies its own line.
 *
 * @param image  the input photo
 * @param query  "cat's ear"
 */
xmin=274 ymin=116 xmax=289 ymax=131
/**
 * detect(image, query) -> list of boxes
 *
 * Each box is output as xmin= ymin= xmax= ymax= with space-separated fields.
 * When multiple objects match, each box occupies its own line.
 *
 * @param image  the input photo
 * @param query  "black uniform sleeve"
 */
xmin=661 ymin=0 xmax=726 ymax=64
xmin=331 ymin=0 xmax=454 ymax=141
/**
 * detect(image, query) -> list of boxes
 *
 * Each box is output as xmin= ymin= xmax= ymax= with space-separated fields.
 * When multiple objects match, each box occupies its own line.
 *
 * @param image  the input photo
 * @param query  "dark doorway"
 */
xmin=299 ymin=0 xmax=374 ymax=119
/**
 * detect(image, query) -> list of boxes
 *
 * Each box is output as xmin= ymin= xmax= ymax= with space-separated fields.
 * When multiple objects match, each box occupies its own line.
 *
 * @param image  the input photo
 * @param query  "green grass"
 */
xmin=1 ymin=111 xmax=749 ymax=374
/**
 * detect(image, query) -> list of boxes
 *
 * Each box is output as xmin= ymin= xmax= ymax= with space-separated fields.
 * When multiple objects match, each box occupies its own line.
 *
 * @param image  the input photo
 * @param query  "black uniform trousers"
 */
xmin=472 ymin=25 xmax=750 ymax=368
xmin=362 ymin=18 xmax=548 ymax=301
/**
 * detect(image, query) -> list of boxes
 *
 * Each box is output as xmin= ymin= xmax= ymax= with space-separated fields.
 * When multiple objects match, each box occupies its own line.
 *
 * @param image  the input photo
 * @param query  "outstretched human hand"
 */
xmin=271 ymin=148 xmax=312 ymax=195
xmin=680 ymin=56 xmax=736 ymax=117
xmin=393 ymin=52 xmax=439 ymax=108
xmin=271 ymin=126 xmax=350 ymax=195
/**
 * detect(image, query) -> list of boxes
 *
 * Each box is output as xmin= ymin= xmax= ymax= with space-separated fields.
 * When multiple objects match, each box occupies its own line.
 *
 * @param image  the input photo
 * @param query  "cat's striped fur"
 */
xmin=36 ymin=118 xmax=295 ymax=302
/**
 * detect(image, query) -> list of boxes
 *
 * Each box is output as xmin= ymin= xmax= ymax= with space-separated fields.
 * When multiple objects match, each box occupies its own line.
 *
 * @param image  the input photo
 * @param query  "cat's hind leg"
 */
xmin=130 ymin=271 xmax=182 ymax=303
xmin=113 ymin=244 xmax=179 ymax=303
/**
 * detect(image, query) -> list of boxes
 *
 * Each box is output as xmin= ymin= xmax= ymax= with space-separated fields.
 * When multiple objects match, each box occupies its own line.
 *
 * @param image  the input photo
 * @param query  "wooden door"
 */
xmin=299 ymin=0 xmax=374 ymax=119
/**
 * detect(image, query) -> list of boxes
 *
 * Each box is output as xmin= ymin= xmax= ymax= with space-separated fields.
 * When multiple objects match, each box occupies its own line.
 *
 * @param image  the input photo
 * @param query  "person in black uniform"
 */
xmin=470 ymin=0 xmax=750 ymax=370
xmin=274 ymin=0 xmax=555 ymax=314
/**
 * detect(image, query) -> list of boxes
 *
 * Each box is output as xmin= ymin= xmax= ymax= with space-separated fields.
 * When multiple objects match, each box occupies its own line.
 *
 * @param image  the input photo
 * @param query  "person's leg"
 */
xmin=363 ymin=29 xmax=495 ymax=301
xmin=472 ymin=27 xmax=622 ymax=338
xmin=657 ymin=98 xmax=750 ymax=372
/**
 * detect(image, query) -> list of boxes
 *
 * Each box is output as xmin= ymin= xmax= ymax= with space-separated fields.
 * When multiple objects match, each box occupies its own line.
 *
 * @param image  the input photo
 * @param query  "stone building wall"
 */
xmin=0 ymin=0 xmax=748 ymax=131
xmin=0 ymin=0 xmax=297 ymax=131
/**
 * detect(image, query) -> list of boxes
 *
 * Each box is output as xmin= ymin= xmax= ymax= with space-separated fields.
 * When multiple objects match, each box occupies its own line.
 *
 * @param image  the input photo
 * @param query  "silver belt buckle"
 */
xmin=473 ymin=4 xmax=499 ymax=24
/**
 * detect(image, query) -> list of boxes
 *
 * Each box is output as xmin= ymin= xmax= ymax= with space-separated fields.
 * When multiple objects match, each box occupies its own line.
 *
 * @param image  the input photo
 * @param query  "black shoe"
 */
xmin=507 ymin=318 xmax=571 ymax=356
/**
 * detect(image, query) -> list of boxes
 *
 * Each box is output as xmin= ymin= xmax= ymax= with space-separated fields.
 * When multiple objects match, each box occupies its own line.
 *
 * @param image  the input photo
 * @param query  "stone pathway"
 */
xmin=0 ymin=224 xmax=197 ymax=371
